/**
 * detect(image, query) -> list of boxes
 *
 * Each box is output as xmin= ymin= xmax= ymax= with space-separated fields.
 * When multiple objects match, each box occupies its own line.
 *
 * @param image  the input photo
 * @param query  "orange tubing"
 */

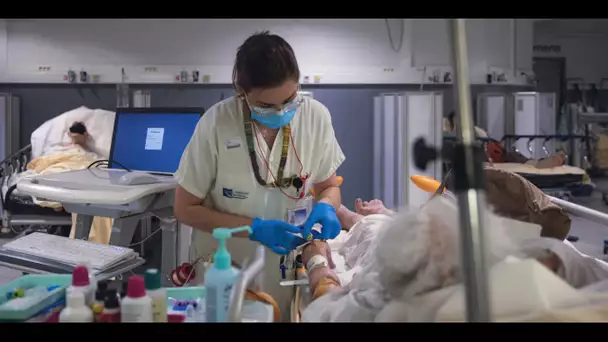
xmin=410 ymin=175 xmax=444 ymax=193
xmin=310 ymin=176 xmax=343 ymax=197
xmin=245 ymin=290 xmax=281 ymax=322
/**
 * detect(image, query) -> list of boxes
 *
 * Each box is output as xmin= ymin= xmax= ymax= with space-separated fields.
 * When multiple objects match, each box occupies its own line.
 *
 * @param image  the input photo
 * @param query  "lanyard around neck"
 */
xmin=242 ymin=99 xmax=292 ymax=188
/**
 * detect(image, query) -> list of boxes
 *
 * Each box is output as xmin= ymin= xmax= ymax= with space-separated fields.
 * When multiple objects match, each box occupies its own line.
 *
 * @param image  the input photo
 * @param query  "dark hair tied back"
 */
xmin=232 ymin=31 xmax=300 ymax=93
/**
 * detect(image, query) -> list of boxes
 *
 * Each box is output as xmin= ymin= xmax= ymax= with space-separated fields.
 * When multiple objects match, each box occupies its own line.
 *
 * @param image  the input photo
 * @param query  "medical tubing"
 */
xmin=433 ymin=168 xmax=452 ymax=198
xmin=87 ymin=159 xmax=132 ymax=172
xmin=449 ymin=18 xmax=491 ymax=322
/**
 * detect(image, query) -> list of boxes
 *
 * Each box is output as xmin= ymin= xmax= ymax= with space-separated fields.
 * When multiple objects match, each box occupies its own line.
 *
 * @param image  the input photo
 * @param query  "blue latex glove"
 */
xmin=250 ymin=218 xmax=306 ymax=255
xmin=302 ymin=202 xmax=341 ymax=240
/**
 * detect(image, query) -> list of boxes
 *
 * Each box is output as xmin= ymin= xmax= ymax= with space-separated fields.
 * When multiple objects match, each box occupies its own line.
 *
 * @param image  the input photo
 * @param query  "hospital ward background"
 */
xmin=2 ymin=18 xmax=608 ymax=322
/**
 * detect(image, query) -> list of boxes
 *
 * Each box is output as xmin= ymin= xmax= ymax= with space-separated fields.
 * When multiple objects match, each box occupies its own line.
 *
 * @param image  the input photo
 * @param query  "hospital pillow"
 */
xmin=30 ymin=106 xmax=116 ymax=159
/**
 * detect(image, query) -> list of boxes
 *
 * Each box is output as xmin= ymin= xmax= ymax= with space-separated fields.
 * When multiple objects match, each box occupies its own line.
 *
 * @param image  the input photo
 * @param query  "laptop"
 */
xmin=109 ymin=107 xmax=204 ymax=176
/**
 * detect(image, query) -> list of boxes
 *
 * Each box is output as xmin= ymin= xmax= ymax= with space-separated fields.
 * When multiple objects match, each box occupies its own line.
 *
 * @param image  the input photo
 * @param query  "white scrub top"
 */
xmin=175 ymin=95 xmax=345 ymax=321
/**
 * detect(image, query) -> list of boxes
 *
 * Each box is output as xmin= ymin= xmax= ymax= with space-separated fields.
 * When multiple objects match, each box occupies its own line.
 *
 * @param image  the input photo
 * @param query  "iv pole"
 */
xmin=449 ymin=18 xmax=491 ymax=322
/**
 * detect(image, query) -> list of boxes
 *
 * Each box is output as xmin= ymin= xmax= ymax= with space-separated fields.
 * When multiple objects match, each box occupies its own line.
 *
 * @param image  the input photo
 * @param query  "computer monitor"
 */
xmin=109 ymin=107 xmax=203 ymax=174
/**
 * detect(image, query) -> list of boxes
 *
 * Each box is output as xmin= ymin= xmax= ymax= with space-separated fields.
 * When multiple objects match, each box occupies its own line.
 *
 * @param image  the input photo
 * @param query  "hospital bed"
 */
xmin=0 ymin=144 xmax=71 ymax=235
xmin=0 ymin=106 xmax=116 ymax=237
xmin=500 ymin=135 xmax=590 ymax=186
xmin=289 ymin=138 xmax=608 ymax=322
xmin=289 ymin=189 xmax=608 ymax=322
xmin=2 ymin=107 xmax=204 ymax=286
xmin=443 ymin=134 xmax=596 ymax=201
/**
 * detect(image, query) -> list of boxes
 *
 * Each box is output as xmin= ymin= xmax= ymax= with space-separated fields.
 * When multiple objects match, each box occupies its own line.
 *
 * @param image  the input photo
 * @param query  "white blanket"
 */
xmin=2 ymin=144 xmax=101 ymax=199
xmin=328 ymin=214 xmax=393 ymax=286
xmin=302 ymin=198 xmax=608 ymax=322
xmin=31 ymin=106 xmax=115 ymax=159
xmin=492 ymin=162 xmax=586 ymax=175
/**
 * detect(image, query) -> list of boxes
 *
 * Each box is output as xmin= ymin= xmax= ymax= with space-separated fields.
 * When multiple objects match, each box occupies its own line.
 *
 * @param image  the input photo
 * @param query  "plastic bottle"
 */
xmin=67 ymin=265 xmax=95 ymax=307
xmin=144 ymin=269 xmax=167 ymax=323
xmin=100 ymin=289 xmax=121 ymax=323
xmin=92 ymin=281 xmax=108 ymax=322
xmin=59 ymin=291 xmax=94 ymax=323
xmin=120 ymin=275 xmax=153 ymax=323
xmin=204 ymin=226 xmax=251 ymax=322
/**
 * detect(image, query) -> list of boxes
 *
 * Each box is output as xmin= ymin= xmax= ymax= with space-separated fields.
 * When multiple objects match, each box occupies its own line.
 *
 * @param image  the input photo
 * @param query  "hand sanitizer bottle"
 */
xmin=204 ymin=226 xmax=251 ymax=322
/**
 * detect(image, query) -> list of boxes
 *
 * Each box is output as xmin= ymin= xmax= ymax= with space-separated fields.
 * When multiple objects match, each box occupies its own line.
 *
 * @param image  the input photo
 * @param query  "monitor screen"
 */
xmin=110 ymin=110 xmax=202 ymax=173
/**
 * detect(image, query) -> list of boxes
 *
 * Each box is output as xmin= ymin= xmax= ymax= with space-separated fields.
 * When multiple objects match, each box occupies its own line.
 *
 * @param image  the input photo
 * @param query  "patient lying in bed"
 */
xmin=445 ymin=111 xmax=566 ymax=169
xmin=66 ymin=121 xmax=91 ymax=150
xmin=27 ymin=122 xmax=101 ymax=206
xmin=300 ymin=198 xmax=608 ymax=322
xmin=25 ymin=122 xmax=112 ymax=244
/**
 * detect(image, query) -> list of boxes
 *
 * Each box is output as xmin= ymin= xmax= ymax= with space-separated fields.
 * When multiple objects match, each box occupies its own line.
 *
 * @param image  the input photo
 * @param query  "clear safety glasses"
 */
xmin=247 ymin=90 xmax=304 ymax=117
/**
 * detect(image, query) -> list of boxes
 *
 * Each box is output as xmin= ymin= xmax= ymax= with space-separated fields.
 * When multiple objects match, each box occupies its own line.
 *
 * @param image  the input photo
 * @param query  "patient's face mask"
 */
xmin=246 ymin=91 xmax=303 ymax=129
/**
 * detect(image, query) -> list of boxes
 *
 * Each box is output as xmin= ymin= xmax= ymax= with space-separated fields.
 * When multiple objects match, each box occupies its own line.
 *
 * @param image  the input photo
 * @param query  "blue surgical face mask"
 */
xmin=251 ymin=108 xmax=298 ymax=129
xmin=247 ymin=92 xmax=303 ymax=129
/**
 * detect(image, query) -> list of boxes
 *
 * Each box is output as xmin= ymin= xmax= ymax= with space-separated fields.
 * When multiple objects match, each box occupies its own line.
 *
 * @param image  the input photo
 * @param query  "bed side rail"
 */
xmin=444 ymin=134 xmax=594 ymax=166
xmin=500 ymin=134 xmax=592 ymax=150
xmin=0 ymin=144 xmax=33 ymax=208
xmin=444 ymin=134 xmax=593 ymax=145
xmin=550 ymin=196 xmax=608 ymax=226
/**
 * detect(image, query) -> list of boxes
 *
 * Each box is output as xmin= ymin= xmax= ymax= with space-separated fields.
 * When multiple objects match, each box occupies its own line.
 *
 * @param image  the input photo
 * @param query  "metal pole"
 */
xmin=449 ymin=19 xmax=491 ymax=322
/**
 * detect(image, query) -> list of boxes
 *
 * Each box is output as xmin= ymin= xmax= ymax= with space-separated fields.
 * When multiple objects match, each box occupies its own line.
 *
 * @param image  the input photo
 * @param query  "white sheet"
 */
xmin=519 ymin=238 xmax=608 ymax=289
xmin=303 ymin=198 xmax=608 ymax=322
xmin=30 ymin=106 xmax=116 ymax=159
xmin=328 ymin=214 xmax=393 ymax=286
xmin=492 ymin=162 xmax=586 ymax=175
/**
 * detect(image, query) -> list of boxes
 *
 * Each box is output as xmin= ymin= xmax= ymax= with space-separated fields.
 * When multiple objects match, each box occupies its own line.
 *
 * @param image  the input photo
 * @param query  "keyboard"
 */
xmin=1 ymin=233 xmax=136 ymax=272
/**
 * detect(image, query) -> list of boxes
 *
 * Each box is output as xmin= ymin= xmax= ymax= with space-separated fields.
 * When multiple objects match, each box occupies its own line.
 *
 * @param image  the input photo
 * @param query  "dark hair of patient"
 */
xmin=69 ymin=122 xmax=87 ymax=135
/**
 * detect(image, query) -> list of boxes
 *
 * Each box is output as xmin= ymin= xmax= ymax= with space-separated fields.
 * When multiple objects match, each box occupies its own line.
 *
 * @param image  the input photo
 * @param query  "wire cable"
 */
xmin=87 ymin=159 xmax=131 ymax=172
xmin=385 ymin=19 xmax=405 ymax=52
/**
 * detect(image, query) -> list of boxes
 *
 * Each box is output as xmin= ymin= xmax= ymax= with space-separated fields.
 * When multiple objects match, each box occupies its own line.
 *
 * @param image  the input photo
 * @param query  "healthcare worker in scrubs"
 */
xmin=174 ymin=31 xmax=345 ymax=321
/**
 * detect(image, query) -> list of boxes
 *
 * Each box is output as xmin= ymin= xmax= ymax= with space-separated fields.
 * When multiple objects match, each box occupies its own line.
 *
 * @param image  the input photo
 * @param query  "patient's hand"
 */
xmin=536 ymin=151 xmax=566 ymax=169
xmin=537 ymin=252 xmax=562 ymax=273
xmin=355 ymin=198 xmax=393 ymax=216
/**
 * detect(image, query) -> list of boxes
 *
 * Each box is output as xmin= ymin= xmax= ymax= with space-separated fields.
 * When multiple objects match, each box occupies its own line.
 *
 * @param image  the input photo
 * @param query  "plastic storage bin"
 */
xmin=166 ymin=286 xmax=273 ymax=322
xmin=166 ymin=286 xmax=206 ymax=302
xmin=0 ymin=274 xmax=72 ymax=321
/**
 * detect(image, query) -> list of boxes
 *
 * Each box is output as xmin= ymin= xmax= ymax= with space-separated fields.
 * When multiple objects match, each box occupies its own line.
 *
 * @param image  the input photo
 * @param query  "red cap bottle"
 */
xmin=126 ymin=275 xmax=146 ymax=298
xmin=72 ymin=266 xmax=90 ymax=287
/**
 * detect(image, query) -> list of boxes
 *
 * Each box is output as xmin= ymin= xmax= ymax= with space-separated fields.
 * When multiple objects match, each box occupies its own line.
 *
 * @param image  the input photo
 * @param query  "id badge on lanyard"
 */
xmin=287 ymin=196 xmax=314 ymax=226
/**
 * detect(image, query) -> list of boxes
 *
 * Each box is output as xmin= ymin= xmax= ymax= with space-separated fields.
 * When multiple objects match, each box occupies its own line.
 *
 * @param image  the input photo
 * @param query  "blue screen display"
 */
xmin=110 ymin=112 xmax=201 ymax=173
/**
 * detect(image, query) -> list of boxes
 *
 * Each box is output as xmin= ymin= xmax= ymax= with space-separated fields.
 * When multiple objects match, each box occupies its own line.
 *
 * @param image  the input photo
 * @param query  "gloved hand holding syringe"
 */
xmin=299 ymin=175 xmax=344 ymax=241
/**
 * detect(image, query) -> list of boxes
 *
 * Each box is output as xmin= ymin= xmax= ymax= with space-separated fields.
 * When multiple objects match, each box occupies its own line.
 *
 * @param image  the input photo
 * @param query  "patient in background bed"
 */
xmin=66 ymin=121 xmax=90 ymax=150
xmin=26 ymin=121 xmax=112 ymax=244
xmin=445 ymin=111 xmax=566 ymax=168
xmin=301 ymin=197 xmax=608 ymax=322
